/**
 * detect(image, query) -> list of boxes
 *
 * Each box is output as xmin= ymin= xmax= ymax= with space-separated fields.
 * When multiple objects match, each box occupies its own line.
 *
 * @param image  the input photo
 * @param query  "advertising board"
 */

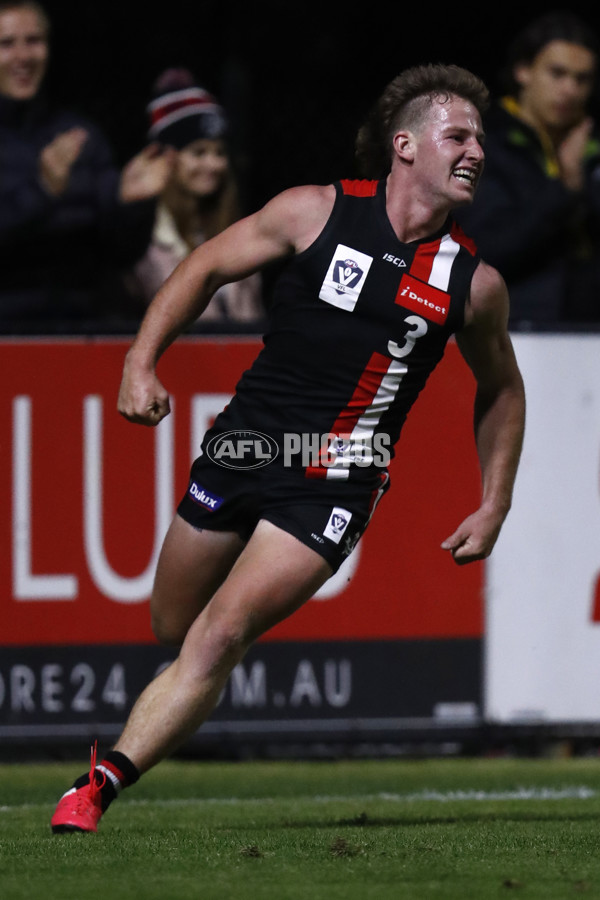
xmin=0 ymin=338 xmax=482 ymax=742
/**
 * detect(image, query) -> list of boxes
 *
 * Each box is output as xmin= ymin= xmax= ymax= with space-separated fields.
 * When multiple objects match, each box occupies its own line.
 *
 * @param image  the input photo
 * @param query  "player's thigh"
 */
xmin=151 ymin=514 xmax=246 ymax=644
xmin=192 ymin=518 xmax=333 ymax=648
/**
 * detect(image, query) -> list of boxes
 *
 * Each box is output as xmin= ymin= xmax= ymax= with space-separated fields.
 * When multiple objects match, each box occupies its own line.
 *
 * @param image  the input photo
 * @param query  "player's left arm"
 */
xmin=442 ymin=260 xmax=526 ymax=565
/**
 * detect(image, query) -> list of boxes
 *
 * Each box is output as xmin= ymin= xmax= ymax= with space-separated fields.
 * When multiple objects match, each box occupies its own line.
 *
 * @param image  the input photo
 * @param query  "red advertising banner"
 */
xmin=1 ymin=338 xmax=483 ymax=648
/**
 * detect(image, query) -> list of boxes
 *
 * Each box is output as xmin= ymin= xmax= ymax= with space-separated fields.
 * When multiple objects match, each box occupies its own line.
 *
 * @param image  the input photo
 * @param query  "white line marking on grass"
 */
xmin=377 ymin=787 xmax=598 ymax=802
xmin=0 ymin=786 xmax=596 ymax=814
xmin=99 ymin=786 xmax=600 ymax=808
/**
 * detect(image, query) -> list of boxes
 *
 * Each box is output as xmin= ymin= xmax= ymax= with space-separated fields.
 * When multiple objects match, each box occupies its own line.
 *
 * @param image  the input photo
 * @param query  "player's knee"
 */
xmin=209 ymin=619 xmax=250 ymax=659
xmin=189 ymin=615 xmax=255 ymax=677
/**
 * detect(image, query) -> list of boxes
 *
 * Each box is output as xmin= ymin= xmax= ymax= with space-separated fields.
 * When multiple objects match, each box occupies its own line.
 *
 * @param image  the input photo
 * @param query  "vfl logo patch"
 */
xmin=188 ymin=481 xmax=224 ymax=511
xmin=323 ymin=506 xmax=352 ymax=544
xmin=333 ymin=258 xmax=364 ymax=295
xmin=319 ymin=244 xmax=373 ymax=312
xmin=395 ymin=274 xmax=450 ymax=325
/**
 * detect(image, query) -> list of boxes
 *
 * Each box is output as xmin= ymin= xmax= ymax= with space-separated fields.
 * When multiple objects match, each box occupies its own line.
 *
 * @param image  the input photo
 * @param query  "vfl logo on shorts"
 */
xmin=319 ymin=244 xmax=373 ymax=312
xmin=323 ymin=506 xmax=352 ymax=544
xmin=188 ymin=481 xmax=224 ymax=511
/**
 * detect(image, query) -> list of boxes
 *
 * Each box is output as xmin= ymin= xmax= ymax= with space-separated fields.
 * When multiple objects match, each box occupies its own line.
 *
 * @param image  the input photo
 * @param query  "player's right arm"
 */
xmin=442 ymin=260 xmax=525 ymax=564
xmin=117 ymin=184 xmax=336 ymax=426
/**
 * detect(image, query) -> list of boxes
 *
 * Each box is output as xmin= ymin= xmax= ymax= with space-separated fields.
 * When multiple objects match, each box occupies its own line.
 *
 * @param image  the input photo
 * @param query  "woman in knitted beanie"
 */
xmin=130 ymin=69 xmax=263 ymax=328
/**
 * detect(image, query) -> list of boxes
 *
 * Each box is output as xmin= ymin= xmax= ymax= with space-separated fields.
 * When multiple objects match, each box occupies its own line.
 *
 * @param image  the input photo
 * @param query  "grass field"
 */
xmin=2 ymin=754 xmax=600 ymax=898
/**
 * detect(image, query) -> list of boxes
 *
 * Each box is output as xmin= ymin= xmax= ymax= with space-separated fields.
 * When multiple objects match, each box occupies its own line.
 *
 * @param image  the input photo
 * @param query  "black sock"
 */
xmin=73 ymin=750 xmax=140 ymax=813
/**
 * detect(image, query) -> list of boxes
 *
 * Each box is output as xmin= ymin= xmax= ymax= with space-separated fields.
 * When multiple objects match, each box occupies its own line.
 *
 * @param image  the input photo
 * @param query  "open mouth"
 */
xmin=10 ymin=67 xmax=39 ymax=85
xmin=452 ymin=168 xmax=477 ymax=187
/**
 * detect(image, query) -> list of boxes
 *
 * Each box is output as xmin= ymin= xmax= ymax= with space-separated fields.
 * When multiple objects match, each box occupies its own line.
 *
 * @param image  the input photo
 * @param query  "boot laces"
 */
xmin=77 ymin=740 xmax=104 ymax=811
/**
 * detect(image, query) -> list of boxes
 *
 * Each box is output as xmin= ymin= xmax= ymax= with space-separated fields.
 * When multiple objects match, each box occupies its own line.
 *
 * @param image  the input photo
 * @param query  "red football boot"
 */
xmin=51 ymin=742 xmax=105 ymax=834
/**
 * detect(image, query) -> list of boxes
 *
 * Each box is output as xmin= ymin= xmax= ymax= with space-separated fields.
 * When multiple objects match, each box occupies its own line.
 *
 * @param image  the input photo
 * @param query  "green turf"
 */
xmin=2 ymin=756 xmax=600 ymax=898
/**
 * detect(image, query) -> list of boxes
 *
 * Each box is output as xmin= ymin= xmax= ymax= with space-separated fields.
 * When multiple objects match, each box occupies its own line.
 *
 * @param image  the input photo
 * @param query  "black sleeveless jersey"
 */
xmin=203 ymin=179 xmax=480 ymax=484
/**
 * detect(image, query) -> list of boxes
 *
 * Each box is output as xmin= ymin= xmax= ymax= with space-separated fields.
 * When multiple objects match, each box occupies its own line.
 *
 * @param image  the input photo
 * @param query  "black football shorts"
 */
xmin=176 ymin=453 xmax=390 ymax=573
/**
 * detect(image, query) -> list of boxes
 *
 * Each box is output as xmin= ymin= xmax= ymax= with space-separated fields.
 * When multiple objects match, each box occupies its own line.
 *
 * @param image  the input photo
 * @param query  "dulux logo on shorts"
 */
xmin=189 ymin=482 xmax=224 ymax=511
xmin=206 ymin=430 xmax=279 ymax=469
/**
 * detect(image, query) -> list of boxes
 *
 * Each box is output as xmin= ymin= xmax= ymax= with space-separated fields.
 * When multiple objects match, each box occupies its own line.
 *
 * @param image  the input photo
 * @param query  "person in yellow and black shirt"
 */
xmin=456 ymin=12 xmax=600 ymax=329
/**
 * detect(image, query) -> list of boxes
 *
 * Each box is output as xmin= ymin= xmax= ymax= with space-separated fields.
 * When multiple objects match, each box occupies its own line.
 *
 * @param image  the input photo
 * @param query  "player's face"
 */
xmin=174 ymin=139 xmax=229 ymax=198
xmin=411 ymin=97 xmax=485 ymax=208
xmin=515 ymin=41 xmax=596 ymax=135
xmin=0 ymin=6 xmax=48 ymax=100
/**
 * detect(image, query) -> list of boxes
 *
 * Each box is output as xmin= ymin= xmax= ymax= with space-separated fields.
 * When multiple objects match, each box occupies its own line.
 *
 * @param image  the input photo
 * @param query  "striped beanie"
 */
xmin=147 ymin=69 xmax=228 ymax=149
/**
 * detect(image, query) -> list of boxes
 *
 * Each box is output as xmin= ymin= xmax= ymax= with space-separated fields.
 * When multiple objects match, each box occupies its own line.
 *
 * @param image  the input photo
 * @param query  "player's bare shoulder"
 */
xmin=463 ymin=259 xmax=510 ymax=329
xmin=255 ymin=184 xmax=336 ymax=255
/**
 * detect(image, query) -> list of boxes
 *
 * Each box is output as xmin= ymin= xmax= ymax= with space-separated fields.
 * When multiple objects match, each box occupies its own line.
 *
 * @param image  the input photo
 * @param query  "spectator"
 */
xmin=128 ymin=69 xmax=264 ymax=331
xmin=0 ymin=1 xmax=172 ymax=334
xmin=456 ymin=12 xmax=600 ymax=328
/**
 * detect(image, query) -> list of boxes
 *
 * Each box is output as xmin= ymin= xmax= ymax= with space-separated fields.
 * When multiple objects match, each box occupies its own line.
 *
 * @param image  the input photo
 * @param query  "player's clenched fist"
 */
xmin=117 ymin=365 xmax=171 ymax=426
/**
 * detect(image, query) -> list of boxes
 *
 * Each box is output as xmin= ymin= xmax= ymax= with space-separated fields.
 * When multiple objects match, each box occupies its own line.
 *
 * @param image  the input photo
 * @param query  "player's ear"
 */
xmin=393 ymin=130 xmax=415 ymax=163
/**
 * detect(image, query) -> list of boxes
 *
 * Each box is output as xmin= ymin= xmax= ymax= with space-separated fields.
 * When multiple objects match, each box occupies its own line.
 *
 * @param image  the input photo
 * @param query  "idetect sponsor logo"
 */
xmin=205 ymin=430 xmax=279 ymax=469
xmin=189 ymin=482 xmax=224 ymax=511
xmin=395 ymin=274 xmax=450 ymax=325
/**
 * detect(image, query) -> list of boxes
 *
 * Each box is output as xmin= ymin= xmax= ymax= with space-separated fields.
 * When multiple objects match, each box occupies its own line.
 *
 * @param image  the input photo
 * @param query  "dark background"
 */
xmin=39 ymin=1 xmax=600 ymax=214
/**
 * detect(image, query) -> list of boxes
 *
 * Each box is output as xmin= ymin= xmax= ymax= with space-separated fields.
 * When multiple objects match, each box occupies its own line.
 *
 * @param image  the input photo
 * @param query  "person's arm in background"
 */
xmin=0 ymin=126 xmax=87 ymax=239
xmin=85 ymin=122 xmax=173 ymax=266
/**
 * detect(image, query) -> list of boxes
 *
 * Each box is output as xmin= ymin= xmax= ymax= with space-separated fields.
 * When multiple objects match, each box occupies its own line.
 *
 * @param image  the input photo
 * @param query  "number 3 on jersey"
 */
xmin=388 ymin=315 xmax=428 ymax=359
